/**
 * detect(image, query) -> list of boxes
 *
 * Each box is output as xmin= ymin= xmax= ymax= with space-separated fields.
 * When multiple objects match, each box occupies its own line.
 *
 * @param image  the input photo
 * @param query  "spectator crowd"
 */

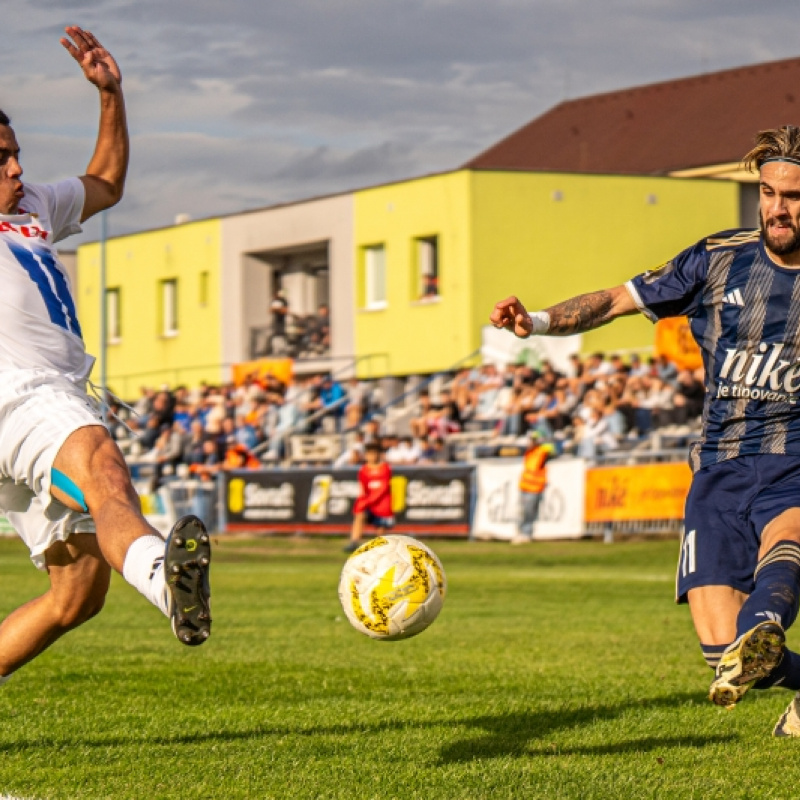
xmin=109 ymin=350 xmax=704 ymax=486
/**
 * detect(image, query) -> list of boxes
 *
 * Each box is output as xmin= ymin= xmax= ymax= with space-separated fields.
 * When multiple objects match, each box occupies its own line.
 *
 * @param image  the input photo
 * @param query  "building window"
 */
xmin=199 ymin=270 xmax=209 ymax=307
xmin=364 ymin=245 xmax=387 ymax=309
xmin=161 ymin=278 xmax=178 ymax=336
xmin=105 ymin=287 xmax=121 ymax=344
xmin=416 ymin=235 xmax=439 ymax=299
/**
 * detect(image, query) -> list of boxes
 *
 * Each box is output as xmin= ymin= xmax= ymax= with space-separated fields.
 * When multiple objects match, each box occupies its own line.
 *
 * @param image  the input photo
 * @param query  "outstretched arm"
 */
xmin=60 ymin=26 xmax=128 ymax=222
xmin=490 ymin=285 xmax=639 ymax=338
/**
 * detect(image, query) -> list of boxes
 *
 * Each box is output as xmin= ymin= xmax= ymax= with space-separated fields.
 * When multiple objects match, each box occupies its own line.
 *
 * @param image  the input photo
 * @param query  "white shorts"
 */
xmin=0 ymin=369 xmax=105 ymax=569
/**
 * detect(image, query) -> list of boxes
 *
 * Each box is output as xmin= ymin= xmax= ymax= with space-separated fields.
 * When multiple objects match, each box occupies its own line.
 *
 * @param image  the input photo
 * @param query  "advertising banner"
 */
xmin=584 ymin=462 xmax=692 ymax=523
xmin=231 ymin=357 xmax=293 ymax=387
xmin=472 ymin=458 xmax=586 ymax=541
xmin=654 ymin=316 xmax=702 ymax=371
xmin=481 ymin=325 xmax=581 ymax=375
xmin=223 ymin=466 xmax=473 ymax=536
xmin=134 ymin=478 xmax=176 ymax=536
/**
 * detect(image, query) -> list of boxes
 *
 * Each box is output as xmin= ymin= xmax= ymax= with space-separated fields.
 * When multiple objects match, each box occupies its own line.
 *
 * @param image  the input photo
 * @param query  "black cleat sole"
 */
xmin=165 ymin=515 xmax=212 ymax=647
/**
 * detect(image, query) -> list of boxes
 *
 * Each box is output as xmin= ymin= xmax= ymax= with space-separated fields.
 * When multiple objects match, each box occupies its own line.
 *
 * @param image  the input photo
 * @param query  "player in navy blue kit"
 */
xmin=491 ymin=125 xmax=800 ymax=737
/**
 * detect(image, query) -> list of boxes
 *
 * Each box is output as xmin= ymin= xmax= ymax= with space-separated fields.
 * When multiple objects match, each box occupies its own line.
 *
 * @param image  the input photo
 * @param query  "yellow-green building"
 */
xmin=76 ymin=169 xmax=741 ymax=391
xmin=78 ymin=219 xmax=222 ymax=398
xmin=352 ymin=169 xmax=739 ymax=376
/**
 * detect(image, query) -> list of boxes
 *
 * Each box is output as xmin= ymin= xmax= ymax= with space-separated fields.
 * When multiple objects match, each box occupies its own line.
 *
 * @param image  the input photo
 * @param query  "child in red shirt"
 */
xmin=344 ymin=441 xmax=394 ymax=552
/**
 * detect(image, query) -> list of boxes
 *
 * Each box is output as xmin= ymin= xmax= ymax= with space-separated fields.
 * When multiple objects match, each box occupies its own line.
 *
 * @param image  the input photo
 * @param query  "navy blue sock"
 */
xmin=754 ymin=648 xmax=800 ymax=691
xmin=736 ymin=540 xmax=800 ymax=638
xmin=700 ymin=643 xmax=728 ymax=671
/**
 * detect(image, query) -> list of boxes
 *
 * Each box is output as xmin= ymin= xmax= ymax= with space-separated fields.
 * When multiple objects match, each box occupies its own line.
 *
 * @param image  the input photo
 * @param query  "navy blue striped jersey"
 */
xmin=626 ymin=229 xmax=800 ymax=471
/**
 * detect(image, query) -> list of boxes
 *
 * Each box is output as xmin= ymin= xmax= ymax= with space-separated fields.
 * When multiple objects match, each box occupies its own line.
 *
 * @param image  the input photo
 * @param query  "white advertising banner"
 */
xmin=473 ymin=458 xmax=586 ymax=540
xmin=480 ymin=325 xmax=581 ymax=375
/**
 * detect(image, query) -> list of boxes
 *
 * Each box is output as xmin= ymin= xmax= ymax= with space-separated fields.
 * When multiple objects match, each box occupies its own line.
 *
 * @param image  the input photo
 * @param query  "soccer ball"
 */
xmin=338 ymin=535 xmax=447 ymax=641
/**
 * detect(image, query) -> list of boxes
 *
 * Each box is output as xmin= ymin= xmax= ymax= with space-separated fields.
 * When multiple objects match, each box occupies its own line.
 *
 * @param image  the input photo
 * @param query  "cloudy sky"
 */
xmin=3 ymin=0 xmax=799 ymax=244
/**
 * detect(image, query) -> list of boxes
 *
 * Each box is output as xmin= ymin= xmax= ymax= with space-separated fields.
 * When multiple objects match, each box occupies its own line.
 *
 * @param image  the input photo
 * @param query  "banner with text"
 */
xmin=584 ymin=462 xmax=692 ymax=523
xmin=223 ymin=466 xmax=473 ymax=536
xmin=472 ymin=458 xmax=586 ymax=541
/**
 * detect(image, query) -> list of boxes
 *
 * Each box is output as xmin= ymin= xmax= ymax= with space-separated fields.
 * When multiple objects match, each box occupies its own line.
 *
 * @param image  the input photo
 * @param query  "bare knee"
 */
xmin=53 ymin=426 xmax=138 ymax=513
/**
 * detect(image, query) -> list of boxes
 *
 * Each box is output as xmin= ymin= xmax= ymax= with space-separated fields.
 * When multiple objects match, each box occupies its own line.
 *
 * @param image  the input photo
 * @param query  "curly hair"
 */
xmin=743 ymin=125 xmax=800 ymax=172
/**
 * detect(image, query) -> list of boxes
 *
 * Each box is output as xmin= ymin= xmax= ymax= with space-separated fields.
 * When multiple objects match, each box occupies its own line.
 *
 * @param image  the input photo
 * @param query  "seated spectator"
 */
xmin=419 ymin=435 xmax=450 ymax=464
xmin=188 ymin=439 xmax=221 ymax=481
xmin=642 ymin=376 xmax=676 ymax=429
xmin=602 ymin=396 xmax=627 ymax=443
xmin=608 ymin=354 xmax=625 ymax=375
xmin=428 ymin=402 xmax=461 ymax=439
xmin=335 ymin=431 xmax=366 ymax=467
xmin=655 ymin=354 xmax=679 ymax=383
xmin=672 ymin=369 xmax=705 ymax=424
xmin=410 ymin=391 xmax=433 ymax=439
xmin=137 ymin=414 xmax=163 ymax=453
xmin=172 ymin=399 xmax=193 ymax=433
xmin=344 ymin=378 xmax=368 ymax=430
xmin=569 ymin=409 xmax=615 ymax=459
xmin=583 ymin=352 xmax=615 ymax=384
xmin=362 ymin=416 xmax=383 ymax=445
xmin=133 ymin=385 xmax=155 ymax=419
xmin=216 ymin=416 xmax=239 ymax=461
xmin=319 ymin=374 xmax=346 ymax=431
xmin=306 ymin=303 xmax=331 ymax=354
xmin=473 ymin=364 xmax=504 ymax=418
xmin=233 ymin=412 xmax=260 ymax=450
xmin=269 ymin=289 xmax=289 ymax=354
xmin=540 ymin=380 xmax=578 ymax=432
xmin=150 ymin=421 xmax=186 ymax=490
xmin=438 ymin=389 xmax=463 ymax=432
xmin=182 ymin=419 xmax=208 ymax=466
xmin=616 ymin=376 xmax=653 ymax=435
xmin=386 ymin=436 xmax=421 ymax=465
xmin=495 ymin=385 xmax=526 ymax=437
xmin=149 ymin=388 xmax=175 ymax=429
xmin=629 ymin=353 xmax=650 ymax=378
xmin=450 ymin=370 xmax=477 ymax=424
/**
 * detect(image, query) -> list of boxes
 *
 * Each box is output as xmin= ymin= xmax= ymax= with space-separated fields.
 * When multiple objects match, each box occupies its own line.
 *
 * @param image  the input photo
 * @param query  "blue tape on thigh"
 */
xmin=51 ymin=468 xmax=89 ymax=512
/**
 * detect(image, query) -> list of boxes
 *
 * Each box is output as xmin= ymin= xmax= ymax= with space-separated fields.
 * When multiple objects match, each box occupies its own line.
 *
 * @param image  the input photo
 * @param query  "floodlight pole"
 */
xmin=99 ymin=209 xmax=108 ymax=421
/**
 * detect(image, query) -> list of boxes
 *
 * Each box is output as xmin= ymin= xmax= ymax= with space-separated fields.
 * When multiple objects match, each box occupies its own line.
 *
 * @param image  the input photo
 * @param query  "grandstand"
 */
xmin=115 ymin=346 xmax=698 ymax=543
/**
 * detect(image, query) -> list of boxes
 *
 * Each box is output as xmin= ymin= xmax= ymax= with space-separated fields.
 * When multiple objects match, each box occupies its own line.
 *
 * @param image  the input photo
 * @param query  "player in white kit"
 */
xmin=0 ymin=26 xmax=211 ymax=690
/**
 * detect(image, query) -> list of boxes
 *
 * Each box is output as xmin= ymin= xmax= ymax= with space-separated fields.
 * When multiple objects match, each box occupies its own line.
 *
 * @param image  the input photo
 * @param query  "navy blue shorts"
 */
xmin=366 ymin=511 xmax=394 ymax=529
xmin=678 ymin=455 xmax=800 ymax=603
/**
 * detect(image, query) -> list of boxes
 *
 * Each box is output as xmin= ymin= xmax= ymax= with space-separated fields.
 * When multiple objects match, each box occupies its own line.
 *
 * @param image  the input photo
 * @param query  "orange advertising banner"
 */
xmin=231 ymin=358 xmax=293 ymax=387
xmin=585 ymin=462 xmax=692 ymax=522
xmin=654 ymin=316 xmax=702 ymax=372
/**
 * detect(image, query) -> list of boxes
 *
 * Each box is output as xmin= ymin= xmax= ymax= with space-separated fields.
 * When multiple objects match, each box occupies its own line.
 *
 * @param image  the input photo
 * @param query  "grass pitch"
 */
xmin=1 ymin=535 xmax=800 ymax=799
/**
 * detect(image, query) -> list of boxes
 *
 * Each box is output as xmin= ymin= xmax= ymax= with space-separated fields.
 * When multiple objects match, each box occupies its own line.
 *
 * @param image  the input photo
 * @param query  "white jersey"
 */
xmin=0 ymin=177 xmax=93 ymax=381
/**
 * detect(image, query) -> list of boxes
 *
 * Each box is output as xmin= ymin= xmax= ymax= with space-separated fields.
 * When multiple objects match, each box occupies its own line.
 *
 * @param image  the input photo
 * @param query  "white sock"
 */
xmin=122 ymin=534 xmax=170 ymax=617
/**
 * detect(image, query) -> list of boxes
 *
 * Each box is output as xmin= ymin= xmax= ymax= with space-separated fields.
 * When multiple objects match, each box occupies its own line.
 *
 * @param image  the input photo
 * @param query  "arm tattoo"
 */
xmin=544 ymin=290 xmax=616 ymax=335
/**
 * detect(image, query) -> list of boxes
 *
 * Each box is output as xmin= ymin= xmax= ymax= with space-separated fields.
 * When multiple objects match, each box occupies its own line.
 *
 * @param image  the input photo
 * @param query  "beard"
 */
xmin=760 ymin=210 xmax=800 ymax=256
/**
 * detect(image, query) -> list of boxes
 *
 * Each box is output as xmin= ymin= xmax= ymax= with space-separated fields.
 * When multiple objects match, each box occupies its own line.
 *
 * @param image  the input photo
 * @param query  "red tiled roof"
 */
xmin=465 ymin=57 xmax=800 ymax=175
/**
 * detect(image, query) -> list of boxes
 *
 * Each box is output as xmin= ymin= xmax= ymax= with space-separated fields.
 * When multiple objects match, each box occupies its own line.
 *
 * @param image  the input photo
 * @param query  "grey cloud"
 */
xmin=5 ymin=0 xmax=800 ymax=247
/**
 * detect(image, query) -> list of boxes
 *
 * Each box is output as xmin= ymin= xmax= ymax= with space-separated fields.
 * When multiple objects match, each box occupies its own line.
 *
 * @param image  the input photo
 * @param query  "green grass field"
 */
xmin=1 ymin=535 xmax=800 ymax=799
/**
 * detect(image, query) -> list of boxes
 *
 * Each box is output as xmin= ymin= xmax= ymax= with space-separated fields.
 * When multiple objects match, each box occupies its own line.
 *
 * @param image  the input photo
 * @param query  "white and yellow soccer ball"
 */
xmin=338 ymin=535 xmax=447 ymax=641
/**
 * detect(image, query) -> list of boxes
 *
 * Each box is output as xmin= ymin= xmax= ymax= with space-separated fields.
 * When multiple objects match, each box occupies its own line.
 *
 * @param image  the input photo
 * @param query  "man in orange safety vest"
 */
xmin=512 ymin=431 xmax=555 ymax=545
